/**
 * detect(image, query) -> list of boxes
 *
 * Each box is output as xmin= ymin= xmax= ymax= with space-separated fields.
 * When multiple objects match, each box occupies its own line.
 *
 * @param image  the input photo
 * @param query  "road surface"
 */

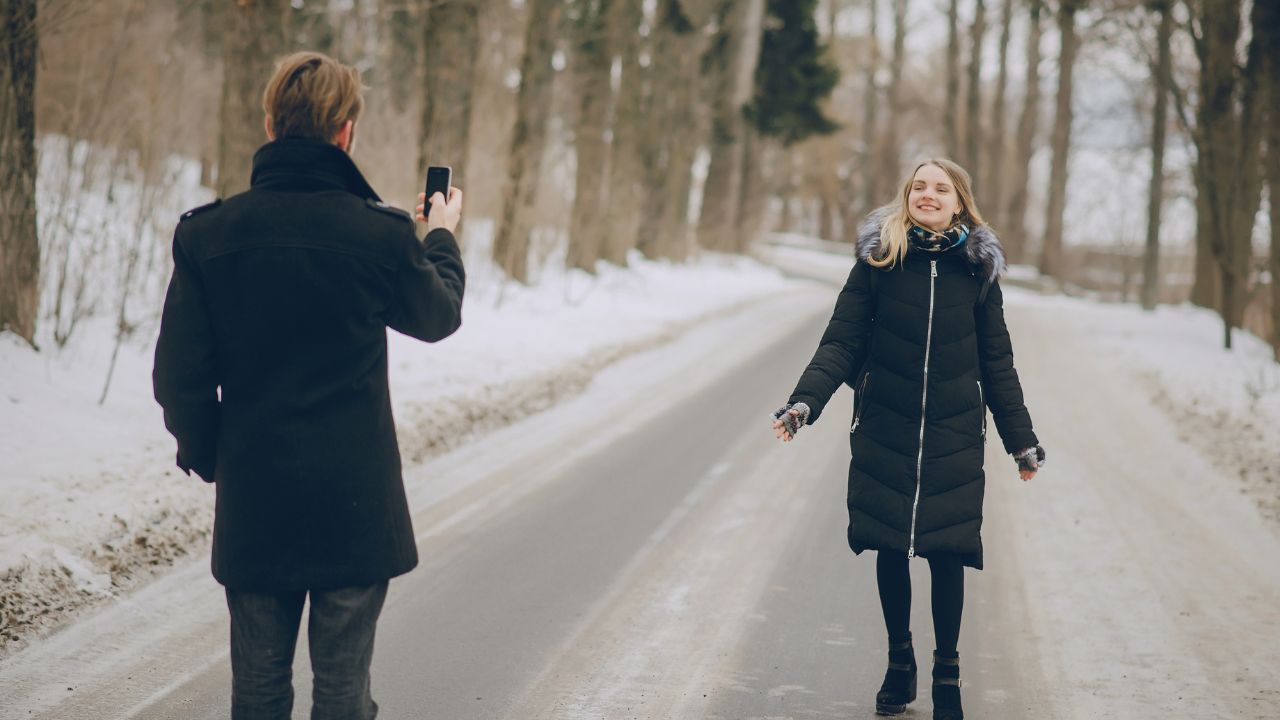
xmin=4 ymin=264 xmax=1278 ymax=719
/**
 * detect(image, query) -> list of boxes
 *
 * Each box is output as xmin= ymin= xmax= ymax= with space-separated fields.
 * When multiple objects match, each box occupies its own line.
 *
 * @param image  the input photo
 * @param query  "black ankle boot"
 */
xmin=932 ymin=651 xmax=963 ymax=720
xmin=875 ymin=635 xmax=917 ymax=715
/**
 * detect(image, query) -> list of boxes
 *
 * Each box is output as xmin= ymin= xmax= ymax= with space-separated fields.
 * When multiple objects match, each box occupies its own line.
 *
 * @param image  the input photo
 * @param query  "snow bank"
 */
xmin=0 ymin=250 xmax=794 ymax=655
xmin=1004 ymin=287 xmax=1280 ymax=526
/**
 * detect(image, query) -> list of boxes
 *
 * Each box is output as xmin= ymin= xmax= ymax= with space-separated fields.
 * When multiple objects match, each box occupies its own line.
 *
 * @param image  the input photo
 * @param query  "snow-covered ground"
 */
xmin=1004 ymin=286 xmax=1280 ymax=526
xmin=0 ymin=247 xmax=795 ymax=655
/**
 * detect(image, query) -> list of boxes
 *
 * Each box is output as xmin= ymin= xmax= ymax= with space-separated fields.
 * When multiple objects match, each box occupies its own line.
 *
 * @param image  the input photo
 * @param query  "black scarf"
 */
xmin=908 ymin=221 xmax=970 ymax=253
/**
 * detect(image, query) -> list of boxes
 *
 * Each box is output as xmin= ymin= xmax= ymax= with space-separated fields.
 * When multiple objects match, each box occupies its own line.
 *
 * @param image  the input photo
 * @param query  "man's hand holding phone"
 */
xmin=415 ymin=187 xmax=463 ymax=234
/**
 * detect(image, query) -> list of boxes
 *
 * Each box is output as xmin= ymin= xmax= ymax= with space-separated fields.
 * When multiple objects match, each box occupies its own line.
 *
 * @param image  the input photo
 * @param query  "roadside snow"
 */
xmin=1004 ymin=286 xmax=1280 ymax=527
xmin=0 ymin=251 xmax=795 ymax=655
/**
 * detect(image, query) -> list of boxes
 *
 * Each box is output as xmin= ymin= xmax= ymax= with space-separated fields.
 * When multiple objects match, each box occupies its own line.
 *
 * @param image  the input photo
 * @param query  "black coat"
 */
xmin=789 ymin=210 xmax=1037 ymax=569
xmin=152 ymin=138 xmax=465 ymax=591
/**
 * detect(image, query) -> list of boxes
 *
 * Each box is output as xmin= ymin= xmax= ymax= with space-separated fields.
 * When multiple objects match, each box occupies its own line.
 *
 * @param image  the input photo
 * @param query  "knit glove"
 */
xmin=1013 ymin=445 xmax=1047 ymax=473
xmin=772 ymin=402 xmax=811 ymax=439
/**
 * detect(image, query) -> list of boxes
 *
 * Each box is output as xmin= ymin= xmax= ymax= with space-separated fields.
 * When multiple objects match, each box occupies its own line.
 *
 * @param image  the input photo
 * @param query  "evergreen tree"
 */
xmin=744 ymin=0 xmax=840 ymax=145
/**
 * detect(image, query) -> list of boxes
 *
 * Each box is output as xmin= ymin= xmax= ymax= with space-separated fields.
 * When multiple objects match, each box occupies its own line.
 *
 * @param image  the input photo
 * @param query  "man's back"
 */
xmin=154 ymin=137 xmax=465 ymax=591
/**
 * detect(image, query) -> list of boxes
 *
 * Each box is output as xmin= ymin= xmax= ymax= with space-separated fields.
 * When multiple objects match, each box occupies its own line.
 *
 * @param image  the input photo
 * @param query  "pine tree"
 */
xmin=744 ymin=0 xmax=840 ymax=146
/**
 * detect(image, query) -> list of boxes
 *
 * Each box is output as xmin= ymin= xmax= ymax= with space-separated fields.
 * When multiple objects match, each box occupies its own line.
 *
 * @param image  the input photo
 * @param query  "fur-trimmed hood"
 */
xmin=854 ymin=205 xmax=1007 ymax=284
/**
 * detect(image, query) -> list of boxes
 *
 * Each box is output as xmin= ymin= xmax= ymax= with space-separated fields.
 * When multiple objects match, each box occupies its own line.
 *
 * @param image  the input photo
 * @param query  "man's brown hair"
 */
xmin=262 ymin=51 xmax=364 ymax=143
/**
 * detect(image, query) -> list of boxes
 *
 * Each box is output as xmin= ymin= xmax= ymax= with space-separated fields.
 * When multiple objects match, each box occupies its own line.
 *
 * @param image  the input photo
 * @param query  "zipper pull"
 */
xmin=931 ymin=260 xmax=938 ymax=277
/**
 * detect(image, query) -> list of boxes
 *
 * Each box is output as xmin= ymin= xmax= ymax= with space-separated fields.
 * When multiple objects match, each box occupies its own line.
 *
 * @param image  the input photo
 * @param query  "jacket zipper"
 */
xmin=977 ymin=379 xmax=987 ymax=443
xmin=851 ymin=372 xmax=871 ymax=434
xmin=908 ymin=260 xmax=938 ymax=558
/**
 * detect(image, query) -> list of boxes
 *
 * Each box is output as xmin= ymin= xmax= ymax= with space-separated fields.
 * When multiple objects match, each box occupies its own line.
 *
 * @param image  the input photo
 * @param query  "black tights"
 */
xmin=875 ymin=550 xmax=964 ymax=656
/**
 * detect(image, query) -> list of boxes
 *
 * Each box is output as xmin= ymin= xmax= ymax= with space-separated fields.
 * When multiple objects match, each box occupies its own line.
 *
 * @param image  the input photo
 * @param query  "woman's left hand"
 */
xmin=1013 ymin=445 xmax=1046 ymax=482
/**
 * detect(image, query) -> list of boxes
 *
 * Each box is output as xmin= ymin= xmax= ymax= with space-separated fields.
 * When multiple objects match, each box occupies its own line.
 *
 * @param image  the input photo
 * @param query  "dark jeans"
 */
xmin=226 ymin=582 xmax=388 ymax=720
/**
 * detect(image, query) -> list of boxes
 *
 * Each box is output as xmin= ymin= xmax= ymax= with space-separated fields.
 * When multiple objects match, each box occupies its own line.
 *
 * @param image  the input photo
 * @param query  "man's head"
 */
xmin=262 ymin=51 xmax=364 ymax=153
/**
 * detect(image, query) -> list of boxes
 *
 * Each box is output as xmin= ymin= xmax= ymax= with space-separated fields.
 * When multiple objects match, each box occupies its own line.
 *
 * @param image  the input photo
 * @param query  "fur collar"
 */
xmin=854 ymin=205 xmax=1006 ymax=284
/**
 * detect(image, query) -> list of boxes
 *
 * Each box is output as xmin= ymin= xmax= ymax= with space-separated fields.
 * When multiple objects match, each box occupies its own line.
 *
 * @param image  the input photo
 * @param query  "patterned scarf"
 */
xmin=908 ymin=221 xmax=970 ymax=253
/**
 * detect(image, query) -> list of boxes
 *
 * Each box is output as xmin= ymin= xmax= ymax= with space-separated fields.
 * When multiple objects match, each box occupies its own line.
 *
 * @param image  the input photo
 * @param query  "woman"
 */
xmin=771 ymin=159 xmax=1045 ymax=720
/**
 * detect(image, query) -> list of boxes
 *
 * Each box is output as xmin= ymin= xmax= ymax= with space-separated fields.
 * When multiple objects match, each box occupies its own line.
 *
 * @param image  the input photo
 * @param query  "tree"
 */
xmin=420 ymin=0 xmax=482 ymax=210
xmin=1141 ymin=0 xmax=1172 ymax=312
xmin=566 ymin=0 xmax=614 ymax=271
xmin=739 ymin=0 xmax=841 ymax=248
xmin=945 ymin=0 xmax=961 ymax=159
xmin=601 ymin=0 xmax=645 ymax=265
xmin=1187 ymin=0 xmax=1272 ymax=348
xmin=964 ymin=0 xmax=987 ymax=180
xmin=875 ymin=0 xmax=908 ymax=187
xmin=0 ymin=0 xmax=38 ymax=346
xmin=1267 ymin=11 xmax=1280 ymax=358
xmin=697 ymin=0 xmax=766 ymax=253
xmin=492 ymin=0 xmax=562 ymax=282
xmin=745 ymin=0 xmax=840 ymax=145
xmin=857 ymin=0 xmax=882 ymax=218
xmin=1039 ymin=0 xmax=1083 ymax=280
xmin=985 ymin=0 xmax=1013 ymax=229
xmin=638 ymin=0 xmax=716 ymax=261
xmin=1004 ymin=0 xmax=1043 ymax=265
xmin=216 ymin=0 xmax=288 ymax=198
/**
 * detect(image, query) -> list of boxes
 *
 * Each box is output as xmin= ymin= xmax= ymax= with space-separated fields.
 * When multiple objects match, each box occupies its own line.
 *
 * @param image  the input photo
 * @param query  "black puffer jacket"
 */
xmin=788 ymin=210 xmax=1038 ymax=569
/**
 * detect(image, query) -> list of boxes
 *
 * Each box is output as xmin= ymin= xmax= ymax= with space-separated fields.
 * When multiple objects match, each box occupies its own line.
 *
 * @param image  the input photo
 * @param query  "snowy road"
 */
xmin=3 ymin=266 xmax=1279 ymax=719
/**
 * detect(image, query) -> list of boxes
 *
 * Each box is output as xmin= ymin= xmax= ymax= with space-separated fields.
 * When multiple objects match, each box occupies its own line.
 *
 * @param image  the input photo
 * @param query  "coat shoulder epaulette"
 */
xmin=364 ymin=197 xmax=413 ymax=224
xmin=179 ymin=198 xmax=222 ymax=222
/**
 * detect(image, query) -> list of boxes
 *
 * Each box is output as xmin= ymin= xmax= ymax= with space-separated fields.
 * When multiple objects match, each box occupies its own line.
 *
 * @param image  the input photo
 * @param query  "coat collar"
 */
xmin=855 ymin=205 xmax=1006 ymax=284
xmin=249 ymin=137 xmax=382 ymax=202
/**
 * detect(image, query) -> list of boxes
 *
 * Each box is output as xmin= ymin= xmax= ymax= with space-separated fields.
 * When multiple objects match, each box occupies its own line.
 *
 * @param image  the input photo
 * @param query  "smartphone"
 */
xmin=423 ymin=166 xmax=452 ymax=219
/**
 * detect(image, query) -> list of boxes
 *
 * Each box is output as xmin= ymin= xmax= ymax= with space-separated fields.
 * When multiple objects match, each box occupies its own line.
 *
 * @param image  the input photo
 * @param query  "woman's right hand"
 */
xmin=771 ymin=402 xmax=810 ymax=442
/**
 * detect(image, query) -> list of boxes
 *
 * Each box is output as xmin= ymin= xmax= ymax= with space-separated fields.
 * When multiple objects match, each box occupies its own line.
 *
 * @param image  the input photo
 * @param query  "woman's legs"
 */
xmin=875 ymin=550 xmax=912 ymax=643
xmin=925 ymin=554 xmax=964 ymax=656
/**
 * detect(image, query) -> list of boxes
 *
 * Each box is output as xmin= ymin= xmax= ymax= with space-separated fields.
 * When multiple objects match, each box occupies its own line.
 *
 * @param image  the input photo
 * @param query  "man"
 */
xmin=153 ymin=50 xmax=464 ymax=719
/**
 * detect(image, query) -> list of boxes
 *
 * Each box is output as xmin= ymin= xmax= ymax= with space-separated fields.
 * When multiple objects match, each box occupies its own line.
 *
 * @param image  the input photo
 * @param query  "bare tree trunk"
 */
xmin=492 ymin=0 xmax=562 ymax=283
xmin=857 ymin=0 xmax=881 ymax=219
xmin=735 ymin=126 xmax=766 ymax=251
xmin=216 ymin=0 xmax=288 ymax=198
xmin=944 ymin=0 xmax=961 ymax=159
xmin=1189 ymin=160 xmax=1220 ymax=308
xmin=1190 ymin=0 xmax=1271 ymax=347
xmin=984 ymin=0 xmax=1013 ymax=228
xmin=1267 ymin=6 xmax=1280 ymax=357
xmin=878 ymin=0 xmax=909 ymax=185
xmin=602 ymin=0 xmax=645 ymax=265
xmin=1005 ymin=0 xmax=1043 ymax=265
xmin=1039 ymin=0 xmax=1081 ymax=280
xmin=420 ymin=0 xmax=481 ymax=196
xmin=697 ymin=0 xmax=766 ymax=253
xmin=0 ymin=0 xmax=38 ymax=346
xmin=566 ymin=0 xmax=614 ymax=271
xmin=965 ymin=0 xmax=987 ymax=182
xmin=819 ymin=193 xmax=836 ymax=240
xmin=383 ymin=0 xmax=424 ymax=115
xmin=1141 ymin=0 xmax=1172 ymax=312
xmin=641 ymin=0 xmax=713 ymax=261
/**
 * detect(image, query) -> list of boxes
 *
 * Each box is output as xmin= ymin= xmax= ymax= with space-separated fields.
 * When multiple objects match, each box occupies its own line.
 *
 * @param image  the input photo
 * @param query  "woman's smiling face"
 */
xmin=907 ymin=163 xmax=962 ymax=232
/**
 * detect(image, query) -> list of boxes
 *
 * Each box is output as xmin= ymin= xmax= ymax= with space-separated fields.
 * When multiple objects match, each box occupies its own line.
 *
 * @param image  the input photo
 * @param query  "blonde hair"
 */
xmin=865 ymin=158 xmax=986 ymax=269
xmin=262 ymin=51 xmax=364 ymax=143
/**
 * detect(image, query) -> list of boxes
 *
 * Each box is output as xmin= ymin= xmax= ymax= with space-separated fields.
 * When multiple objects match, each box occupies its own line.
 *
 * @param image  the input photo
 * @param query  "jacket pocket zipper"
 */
xmin=851 ymin=372 xmax=872 ymax=434
xmin=977 ymin=379 xmax=987 ymax=443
